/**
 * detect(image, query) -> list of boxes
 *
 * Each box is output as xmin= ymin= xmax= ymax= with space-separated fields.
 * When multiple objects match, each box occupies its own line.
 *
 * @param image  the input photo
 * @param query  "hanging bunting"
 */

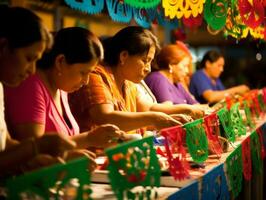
xmin=105 ymin=136 xmax=160 ymax=200
xmin=243 ymin=100 xmax=255 ymax=128
xmin=160 ymin=126 xmax=190 ymax=180
xmin=133 ymin=8 xmax=155 ymax=28
xmin=156 ymin=5 xmax=179 ymax=30
xmin=257 ymin=93 xmax=266 ymax=112
xmin=64 ymin=0 xmax=104 ymax=14
xmin=256 ymin=128 xmax=266 ymax=159
xmin=203 ymin=113 xmax=223 ymax=156
xmin=241 ymin=137 xmax=252 ymax=180
xmin=162 ymin=0 xmax=205 ymax=19
xmin=168 ymin=181 xmax=199 ymax=200
xmin=204 ymin=0 xmax=228 ymax=30
xmin=250 ymin=90 xmax=262 ymax=118
xmin=225 ymin=145 xmax=243 ymax=199
xmin=217 ymin=107 xmax=235 ymax=142
xmin=182 ymin=14 xmax=203 ymax=28
xmin=184 ymin=118 xmax=209 ymax=163
xmin=250 ymin=131 xmax=263 ymax=175
xmin=201 ymin=164 xmax=230 ymax=200
xmin=238 ymin=0 xmax=264 ymax=29
xmin=124 ymin=0 xmax=161 ymax=9
xmin=106 ymin=0 xmax=133 ymax=23
xmin=230 ymin=103 xmax=247 ymax=137
xmin=262 ymin=88 xmax=266 ymax=104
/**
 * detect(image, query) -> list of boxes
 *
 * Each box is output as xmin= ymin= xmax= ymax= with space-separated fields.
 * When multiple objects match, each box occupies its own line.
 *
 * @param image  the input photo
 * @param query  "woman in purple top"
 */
xmin=189 ymin=50 xmax=250 ymax=104
xmin=145 ymin=42 xmax=198 ymax=105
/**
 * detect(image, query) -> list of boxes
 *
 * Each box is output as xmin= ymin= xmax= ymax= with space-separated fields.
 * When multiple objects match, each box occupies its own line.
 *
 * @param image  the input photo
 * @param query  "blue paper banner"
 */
xmin=201 ymin=164 xmax=230 ymax=200
xmin=64 ymin=0 xmax=104 ymax=14
xmin=106 ymin=0 xmax=133 ymax=23
xmin=168 ymin=181 xmax=199 ymax=200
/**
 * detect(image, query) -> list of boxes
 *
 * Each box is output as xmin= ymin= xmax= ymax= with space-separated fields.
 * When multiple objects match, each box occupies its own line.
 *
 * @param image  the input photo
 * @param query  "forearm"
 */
xmin=91 ymin=111 xmax=156 ymax=132
xmin=150 ymin=103 xmax=193 ymax=115
xmin=0 ymin=139 xmax=36 ymax=173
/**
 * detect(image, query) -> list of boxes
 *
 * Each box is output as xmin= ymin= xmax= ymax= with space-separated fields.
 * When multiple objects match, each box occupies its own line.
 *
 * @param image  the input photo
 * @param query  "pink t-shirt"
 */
xmin=4 ymin=74 xmax=79 ymax=137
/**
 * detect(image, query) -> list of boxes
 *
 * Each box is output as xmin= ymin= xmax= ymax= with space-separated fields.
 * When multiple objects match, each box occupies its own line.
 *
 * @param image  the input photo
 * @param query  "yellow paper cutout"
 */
xmin=163 ymin=0 xmax=205 ymax=19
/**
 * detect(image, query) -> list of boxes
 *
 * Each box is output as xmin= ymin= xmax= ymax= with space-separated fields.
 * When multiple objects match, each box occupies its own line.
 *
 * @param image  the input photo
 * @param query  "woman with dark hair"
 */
xmin=189 ymin=50 xmax=250 ymax=104
xmin=69 ymin=26 xmax=204 ymax=135
xmin=4 ymin=27 xmax=125 ymax=149
xmin=0 ymin=6 xmax=76 ymax=175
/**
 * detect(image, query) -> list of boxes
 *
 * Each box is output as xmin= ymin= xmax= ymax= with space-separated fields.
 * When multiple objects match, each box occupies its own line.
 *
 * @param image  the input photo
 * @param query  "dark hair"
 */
xmin=199 ymin=50 xmax=224 ymax=69
xmin=38 ymin=27 xmax=103 ymax=69
xmin=0 ymin=5 xmax=51 ymax=49
xmin=103 ymin=26 xmax=160 ymax=67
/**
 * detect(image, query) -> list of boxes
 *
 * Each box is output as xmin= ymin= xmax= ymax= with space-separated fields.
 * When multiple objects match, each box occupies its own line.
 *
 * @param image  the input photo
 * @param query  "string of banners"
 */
xmin=64 ymin=0 xmax=266 ymax=41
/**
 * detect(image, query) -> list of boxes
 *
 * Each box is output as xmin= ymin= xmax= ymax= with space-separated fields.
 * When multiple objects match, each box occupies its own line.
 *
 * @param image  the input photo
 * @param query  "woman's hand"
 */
xmin=187 ymin=105 xmax=205 ymax=119
xmin=63 ymin=149 xmax=97 ymax=172
xmin=170 ymin=114 xmax=194 ymax=124
xmin=152 ymin=112 xmax=182 ymax=130
xmin=87 ymin=124 xmax=126 ymax=148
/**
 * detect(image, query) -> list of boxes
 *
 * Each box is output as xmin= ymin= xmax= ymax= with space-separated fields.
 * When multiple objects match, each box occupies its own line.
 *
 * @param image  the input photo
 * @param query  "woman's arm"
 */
xmin=89 ymin=104 xmax=181 ymax=132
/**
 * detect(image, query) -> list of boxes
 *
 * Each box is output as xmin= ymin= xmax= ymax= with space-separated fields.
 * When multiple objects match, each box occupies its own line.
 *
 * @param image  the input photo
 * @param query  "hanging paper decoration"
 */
xmin=243 ymin=100 xmax=255 ymax=128
xmin=241 ymin=137 xmax=252 ymax=180
xmin=256 ymin=128 xmax=266 ymax=159
xmin=217 ymin=107 xmax=235 ymax=142
xmin=230 ymin=103 xmax=246 ymax=137
xmin=168 ymin=181 xmax=199 ymax=200
xmin=64 ymin=0 xmax=104 ymax=14
xmin=133 ymin=8 xmax=155 ymax=28
xmin=162 ymin=0 xmax=206 ymax=19
xmin=262 ymin=88 xmax=266 ymax=104
xmin=106 ymin=136 xmax=160 ymax=200
xmin=124 ymin=0 xmax=161 ymax=9
xmin=106 ymin=0 xmax=133 ymax=23
xmin=250 ymin=131 xmax=263 ymax=175
xmin=182 ymin=14 xmax=203 ymax=28
xmin=204 ymin=0 xmax=228 ymax=30
xmin=7 ymin=157 xmax=91 ymax=199
xmin=238 ymin=0 xmax=264 ymax=29
xmin=203 ymin=113 xmax=223 ymax=156
xmin=250 ymin=90 xmax=262 ymax=118
xmin=225 ymin=145 xmax=243 ymax=199
xmin=160 ymin=126 xmax=190 ymax=180
xmin=184 ymin=118 xmax=208 ymax=163
xmin=257 ymin=93 xmax=266 ymax=112
xmin=201 ymin=164 xmax=230 ymax=200
xmin=156 ymin=5 xmax=179 ymax=30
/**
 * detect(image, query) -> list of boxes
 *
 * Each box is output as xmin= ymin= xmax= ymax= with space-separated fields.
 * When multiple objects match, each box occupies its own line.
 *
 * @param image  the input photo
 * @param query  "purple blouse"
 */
xmin=145 ymin=71 xmax=198 ymax=105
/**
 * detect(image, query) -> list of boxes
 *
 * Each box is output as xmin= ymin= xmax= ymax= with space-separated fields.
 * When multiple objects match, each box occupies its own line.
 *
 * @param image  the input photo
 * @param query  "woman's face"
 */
xmin=206 ymin=57 xmax=224 ymax=79
xmin=56 ymin=58 xmax=98 ymax=93
xmin=0 ymin=41 xmax=46 ymax=87
xmin=171 ymin=56 xmax=190 ymax=82
xmin=121 ymin=45 xmax=156 ymax=83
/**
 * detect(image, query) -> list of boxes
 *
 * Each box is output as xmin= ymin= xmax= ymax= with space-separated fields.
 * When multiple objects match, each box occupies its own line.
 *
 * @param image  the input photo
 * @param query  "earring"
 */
xmin=169 ymin=68 xmax=173 ymax=74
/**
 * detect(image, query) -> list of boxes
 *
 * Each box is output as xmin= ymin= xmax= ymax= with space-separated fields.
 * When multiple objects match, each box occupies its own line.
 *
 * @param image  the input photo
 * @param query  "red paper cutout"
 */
xmin=238 ymin=0 xmax=264 ymax=29
xmin=182 ymin=14 xmax=203 ymax=28
xmin=204 ymin=113 xmax=223 ymax=156
xmin=256 ymin=128 xmax=266 ymax=159
xmin=161 ymin=126 xmax=190 ymax=180
xmin=241 ymin=137 xmax=252 ymax=180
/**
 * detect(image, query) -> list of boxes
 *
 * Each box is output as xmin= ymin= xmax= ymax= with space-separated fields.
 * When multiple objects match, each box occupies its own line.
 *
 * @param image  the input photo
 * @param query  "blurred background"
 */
xmin=2 ymin=0 xmax=265 ymax=89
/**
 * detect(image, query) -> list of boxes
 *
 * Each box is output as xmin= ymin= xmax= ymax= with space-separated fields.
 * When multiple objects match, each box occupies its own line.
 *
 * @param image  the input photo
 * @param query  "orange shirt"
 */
xmin=69 ymin=65 xmax=139 ymax=132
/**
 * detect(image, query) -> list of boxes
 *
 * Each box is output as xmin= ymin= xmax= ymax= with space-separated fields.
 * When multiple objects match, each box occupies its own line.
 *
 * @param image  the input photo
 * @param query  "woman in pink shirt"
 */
xmin=4 ymin=27 xmax=125 ymax=149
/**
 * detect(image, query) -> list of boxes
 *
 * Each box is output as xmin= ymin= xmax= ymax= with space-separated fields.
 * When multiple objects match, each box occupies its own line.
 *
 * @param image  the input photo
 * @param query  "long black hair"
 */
xmin=199 ymin=50 xmax=224 ymax=69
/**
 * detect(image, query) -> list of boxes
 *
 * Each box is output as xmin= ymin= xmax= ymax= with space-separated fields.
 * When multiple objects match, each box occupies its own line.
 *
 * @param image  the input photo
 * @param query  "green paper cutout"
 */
xmin=258 ymin=94 xmax=266 ymax=112
xmin=184 ymin=118 xmax=208 ymax=163
xmin=217 ymin=107 xmax=235 ymax=142
xmin=226 ymin=145 xmax=243 ymax=199
xmin=124 ymin=0 xmax=160 ymax=9
xmin=204 ymin=0 xmax=228 ymax=30
xmin=230 ymin=103 xmax=247 ymax=136
xmin=243 ymin=100 xmax=255 ymax=128
xmin=105 ymin=136 xmax=160 ymax=200
xmin=6 ymin=157 xmax=91 ymax=200
xmin=250 ymin=131 xmax=263 ymax=175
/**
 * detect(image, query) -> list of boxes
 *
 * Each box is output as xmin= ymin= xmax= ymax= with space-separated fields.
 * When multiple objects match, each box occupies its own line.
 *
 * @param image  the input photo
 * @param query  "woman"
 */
xmin=0 ymin=5 xmax=76 ymax=175
xmin=69 ymin=26 xmax=204 ymax=134
xmin=189 ymin=50 xmax=250 ymax=104
xmin=145 ymin=42 xmax=198 ymax=105
xmin=4 ymin=27 xmax=125 ymax=149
